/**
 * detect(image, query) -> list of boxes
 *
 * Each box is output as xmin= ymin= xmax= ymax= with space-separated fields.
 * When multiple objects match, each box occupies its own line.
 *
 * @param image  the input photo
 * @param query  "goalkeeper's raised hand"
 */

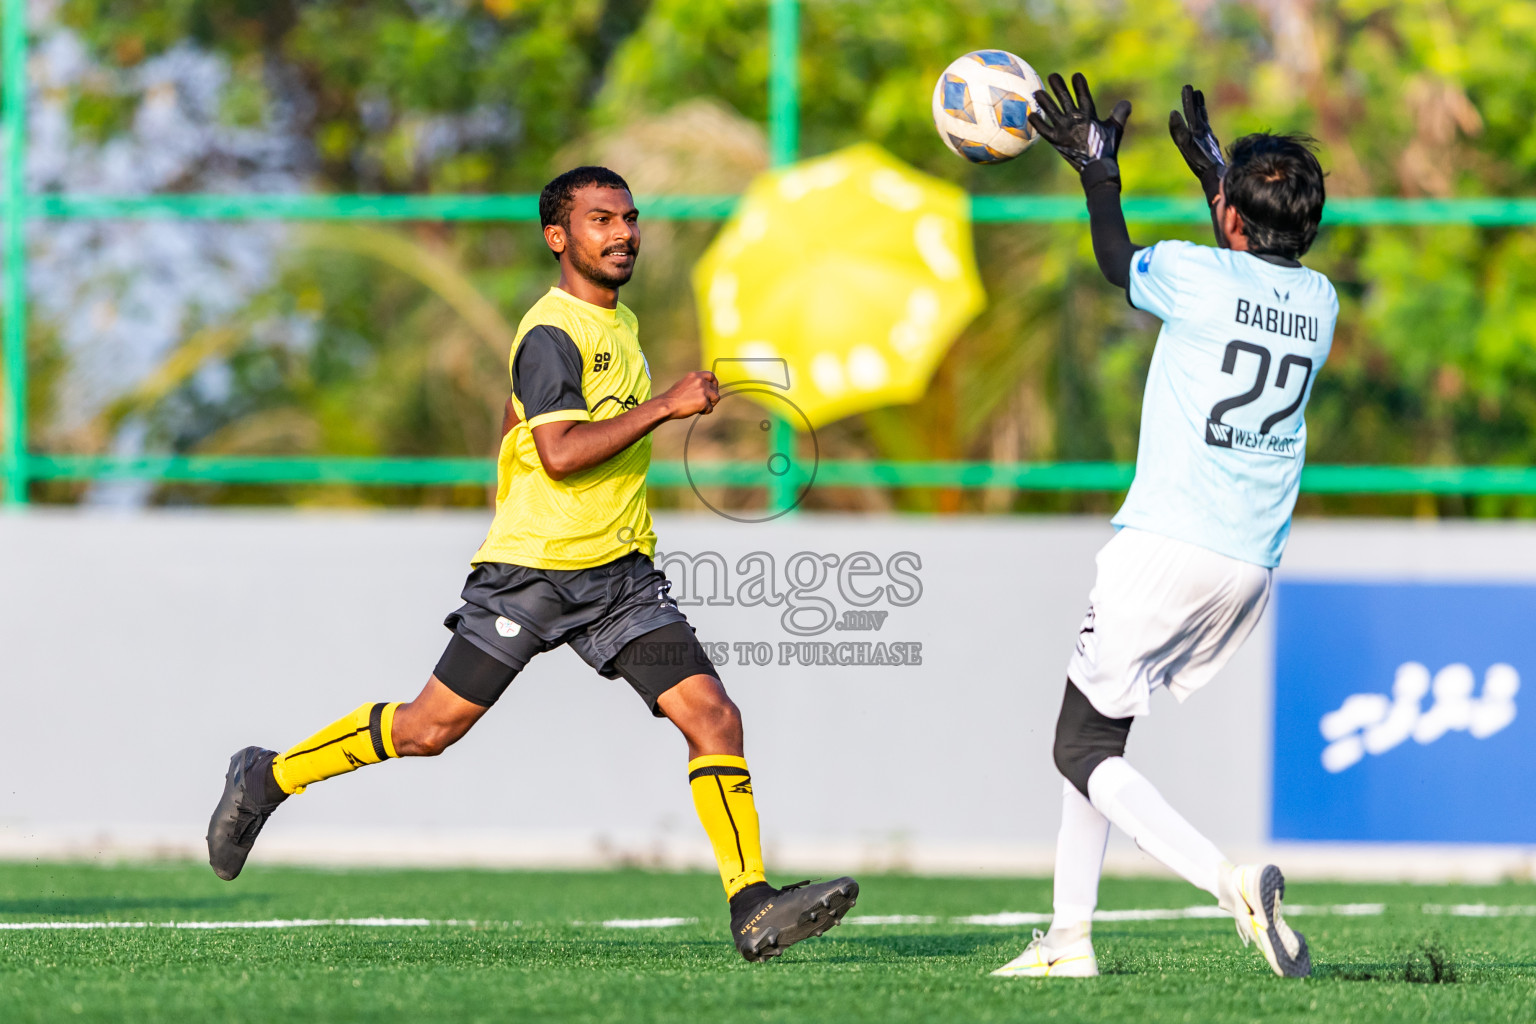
xmin=1168 ymin=83 xmax=1225 ymax=203
xmin=1027 ymin=72 xmax=1131 ymax=190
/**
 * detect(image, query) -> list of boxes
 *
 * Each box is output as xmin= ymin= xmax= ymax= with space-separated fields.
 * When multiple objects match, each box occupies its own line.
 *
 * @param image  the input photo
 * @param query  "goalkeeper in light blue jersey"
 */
xmin=990 ymin=74 xmax=1336 ymax=982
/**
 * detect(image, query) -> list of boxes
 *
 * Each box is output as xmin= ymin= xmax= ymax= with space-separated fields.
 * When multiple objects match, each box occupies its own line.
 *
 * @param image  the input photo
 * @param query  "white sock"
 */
xmin=1049 ymin=779 xmax=1108 ymax=943
xmin=1086 ymin=756 xmax=1226 ymax=898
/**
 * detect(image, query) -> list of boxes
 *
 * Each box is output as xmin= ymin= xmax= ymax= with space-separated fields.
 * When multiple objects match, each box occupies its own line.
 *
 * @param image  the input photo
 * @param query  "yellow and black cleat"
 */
xmin=206 ymin=746 xmax=288 ymax=881
xmin=729 ymin=877 xmax=859 ymax=962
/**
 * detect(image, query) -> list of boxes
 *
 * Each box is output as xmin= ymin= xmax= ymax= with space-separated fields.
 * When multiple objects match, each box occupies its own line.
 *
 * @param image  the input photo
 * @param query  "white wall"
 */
xmin=2 ymin=510 xmax=1532 ymax=880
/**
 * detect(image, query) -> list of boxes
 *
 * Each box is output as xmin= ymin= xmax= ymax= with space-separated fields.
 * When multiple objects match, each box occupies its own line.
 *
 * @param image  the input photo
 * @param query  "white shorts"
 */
xmin=1066 ymin=527 xmax=1272 ymax=719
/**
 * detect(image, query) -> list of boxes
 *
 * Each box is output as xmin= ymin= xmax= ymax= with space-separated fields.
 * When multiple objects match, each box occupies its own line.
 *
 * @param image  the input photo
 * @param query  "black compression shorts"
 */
xmin=434 ymin=553 xmax=717 ymax=715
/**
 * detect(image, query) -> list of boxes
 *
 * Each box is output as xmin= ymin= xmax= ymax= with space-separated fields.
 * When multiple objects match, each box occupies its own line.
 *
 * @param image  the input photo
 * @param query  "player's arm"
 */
xmin=1168 ymin=84 xmax=1226 ymax=241
xmin=1027 ymin=72 xmax=1141 ymax=290
xmin=513 ymin=324 xmax=720 ymax=481
xmin=531 ymin=373 xmax=718 ymax=481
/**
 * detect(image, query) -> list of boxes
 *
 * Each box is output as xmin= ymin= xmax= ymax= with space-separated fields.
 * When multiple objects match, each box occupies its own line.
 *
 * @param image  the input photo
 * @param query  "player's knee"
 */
xmin=700 ymin=690 xmax=743 ymax=745
xmin=393 ymin=712 xmax=469 ymax=758
xmin=674 ymin=681 xmax=741 ymax=749
xmin=410 ymin=724 xmax=459 ymax=757
xmin=720 ymin=699 xmax=744 ymax=744
xmin=1054 ymin=681 xmax=1132 ymax=798
xmin=1053 ymin=732 xmax=1118 ymax=798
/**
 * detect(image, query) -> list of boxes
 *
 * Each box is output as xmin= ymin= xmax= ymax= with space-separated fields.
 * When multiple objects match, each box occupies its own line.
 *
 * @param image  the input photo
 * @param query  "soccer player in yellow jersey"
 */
xmin=206 ymin=167 xmax=858 ymax=961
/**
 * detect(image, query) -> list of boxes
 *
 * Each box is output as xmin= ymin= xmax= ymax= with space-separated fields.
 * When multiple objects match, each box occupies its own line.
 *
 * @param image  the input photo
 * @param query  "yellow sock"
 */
xmin=271 ymin=702 xmax=401 ymax=795
xmin=688 ymin=754 xmax=767 ymax=898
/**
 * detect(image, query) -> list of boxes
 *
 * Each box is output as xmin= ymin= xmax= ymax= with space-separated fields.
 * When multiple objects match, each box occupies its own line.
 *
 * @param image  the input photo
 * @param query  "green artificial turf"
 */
xmin=2 ymin=862 xmax=1533 ymax=1022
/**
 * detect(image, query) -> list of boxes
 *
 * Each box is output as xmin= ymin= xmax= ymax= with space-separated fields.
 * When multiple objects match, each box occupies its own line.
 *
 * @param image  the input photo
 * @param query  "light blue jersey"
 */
xmin=1117 ymin=239 xmax=1338 ymax=568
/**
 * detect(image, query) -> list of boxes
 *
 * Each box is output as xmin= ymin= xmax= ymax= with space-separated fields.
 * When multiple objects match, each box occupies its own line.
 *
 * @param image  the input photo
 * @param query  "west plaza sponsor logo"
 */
xmin=654 ymin=549 xmax=924 ymax=667
xmin=1205 ymin=419 xmax=1302 ymax=458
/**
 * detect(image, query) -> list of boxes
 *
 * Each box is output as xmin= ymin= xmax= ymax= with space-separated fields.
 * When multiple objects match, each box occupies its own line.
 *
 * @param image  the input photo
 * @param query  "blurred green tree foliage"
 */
xmin=35 ymin=0 xmax=1536 ymax=514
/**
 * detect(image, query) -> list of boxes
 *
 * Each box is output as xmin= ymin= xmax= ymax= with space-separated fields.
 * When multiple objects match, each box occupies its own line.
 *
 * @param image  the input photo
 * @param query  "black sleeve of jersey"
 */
xmin=513 ymin=325 xmax=587 ymax=422
xmin=1085 ymin=177 xmax=1143 ymax=297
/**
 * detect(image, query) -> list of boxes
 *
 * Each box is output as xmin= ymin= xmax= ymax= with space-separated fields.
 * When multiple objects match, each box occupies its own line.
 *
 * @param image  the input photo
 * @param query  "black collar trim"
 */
xmin=1250 ymin=251 xmax=1303 ymax=268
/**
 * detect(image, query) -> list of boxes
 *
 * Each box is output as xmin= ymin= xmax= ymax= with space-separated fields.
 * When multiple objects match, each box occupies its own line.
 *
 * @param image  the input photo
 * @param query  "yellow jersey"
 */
xmin=473 ymin=286 xmax=656 ymax=570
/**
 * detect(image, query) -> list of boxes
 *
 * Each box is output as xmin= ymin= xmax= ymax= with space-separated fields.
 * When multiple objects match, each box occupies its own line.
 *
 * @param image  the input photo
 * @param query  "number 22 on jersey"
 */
xmin=1204 ymin=340 xmax=1313 ymax=458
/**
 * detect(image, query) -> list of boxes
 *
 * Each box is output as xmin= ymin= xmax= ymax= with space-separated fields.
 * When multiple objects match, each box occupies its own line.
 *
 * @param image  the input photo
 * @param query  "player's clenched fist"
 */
xmin=659 ymin=370 xmax=721 ymax=418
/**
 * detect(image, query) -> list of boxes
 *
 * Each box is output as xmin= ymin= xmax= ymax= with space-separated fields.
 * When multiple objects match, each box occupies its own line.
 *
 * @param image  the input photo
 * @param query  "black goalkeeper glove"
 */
xmin=1168 ymin=83 xmax=1225 ymax=203
xmin=1027 ymin=72 xmax=1131 ymax=190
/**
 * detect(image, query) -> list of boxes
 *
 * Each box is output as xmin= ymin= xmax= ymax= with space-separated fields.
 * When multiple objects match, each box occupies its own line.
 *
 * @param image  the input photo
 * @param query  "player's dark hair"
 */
xmin=539 ymin=166 xmax=632 ymax=260
xmin=1222 ymin=133 xmax=1325 ymax=259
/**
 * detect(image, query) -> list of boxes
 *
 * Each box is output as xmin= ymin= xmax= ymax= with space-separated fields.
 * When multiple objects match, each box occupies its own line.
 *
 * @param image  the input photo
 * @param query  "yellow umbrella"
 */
xmin=693 ymin=143 xmax=985 ymax=429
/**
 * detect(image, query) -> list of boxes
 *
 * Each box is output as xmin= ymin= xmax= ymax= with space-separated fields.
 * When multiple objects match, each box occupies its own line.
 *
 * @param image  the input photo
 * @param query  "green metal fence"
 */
xmin=6 ymin=0 xmax=1536 ymax=506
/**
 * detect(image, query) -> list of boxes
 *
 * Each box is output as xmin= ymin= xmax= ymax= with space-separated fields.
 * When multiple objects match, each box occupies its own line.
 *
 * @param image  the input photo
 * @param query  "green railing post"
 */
xmin=765 ymin=0 xmax=799 ymax=514
xmin=767 ymin=0 xmax=799 ymax=167
xmin=2 ymin=0 xmax=27 ymax=505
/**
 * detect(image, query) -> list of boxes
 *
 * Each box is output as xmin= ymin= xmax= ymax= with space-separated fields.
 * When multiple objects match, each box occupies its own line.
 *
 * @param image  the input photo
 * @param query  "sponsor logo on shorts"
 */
xmin=1074 ymin=606 xmax=1096 ymax=657
xmin=495 ymin=616 xmax=522 ymax=638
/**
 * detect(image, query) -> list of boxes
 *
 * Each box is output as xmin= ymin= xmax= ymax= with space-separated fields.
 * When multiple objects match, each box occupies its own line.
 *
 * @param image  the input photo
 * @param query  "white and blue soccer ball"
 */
xmin=932 ymin=50 xmax=1044 ymax=164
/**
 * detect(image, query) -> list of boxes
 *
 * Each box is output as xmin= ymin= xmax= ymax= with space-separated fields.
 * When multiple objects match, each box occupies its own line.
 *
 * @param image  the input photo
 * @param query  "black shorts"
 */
xmin=438 ymin=552 xmax=716 ymax=714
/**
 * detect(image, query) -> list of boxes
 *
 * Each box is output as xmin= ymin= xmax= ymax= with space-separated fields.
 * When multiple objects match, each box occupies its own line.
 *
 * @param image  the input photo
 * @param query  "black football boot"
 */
xmin=206 ymin=746 xmax=287 ymax=881
xmin=729 ymin=877 xmax=859 ymax=962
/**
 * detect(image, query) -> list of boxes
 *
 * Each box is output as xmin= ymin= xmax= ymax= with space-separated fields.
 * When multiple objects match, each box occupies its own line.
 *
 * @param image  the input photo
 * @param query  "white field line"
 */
xmin=950 ymin=911 xmax=1051 ymax=926
xmin=951 ymin=904 xmax=1385 ymax=927
xmin=4 ymin=916 xmax=696 ymax=932
xmin=1317 ymin=904 xmax=1389 ymax=916
xmin=0 ymin=917 xmax=476 ymax=931
xmin=1423 ymin=904 xmax=1536 ymax=917
xmin=0 ymin=903 xmax=1403 ymax=933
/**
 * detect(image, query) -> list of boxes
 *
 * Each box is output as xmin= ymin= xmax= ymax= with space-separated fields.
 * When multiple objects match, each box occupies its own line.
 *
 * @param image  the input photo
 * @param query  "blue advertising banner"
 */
xmin=1272 ymin=581 xmax=1534 ymax=843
